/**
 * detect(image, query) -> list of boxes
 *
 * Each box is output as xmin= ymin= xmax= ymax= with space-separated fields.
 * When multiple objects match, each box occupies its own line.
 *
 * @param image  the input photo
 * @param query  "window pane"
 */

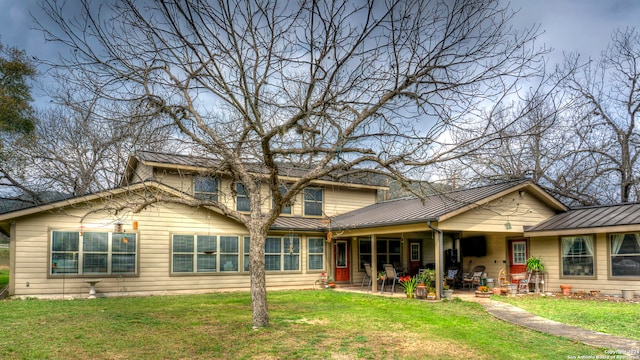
xmin=112 ymin=233 xmax=136 ymax=253
xmin=308 ymin=254 xmax=323 ymax=270
xmin=83 ymin=232 xmax=108 ymax=252
xmin=236 ymin=183 xmax=250 ymax=211
xmin=304 ymin=188 xmax=323 ymax=216
xmin=52 ymin=253 xmax=78 ymax=274
xmin=83 ymin=254 xmax=108 ymax=273
xmin=194 ymin=176 xmax=218 ymax=201
xmin=309 ymin=238 xmax=324 ymax=253
xmin=244 ymin=236 xmax=250 ymax=272
xmin=173 ymin=254 xmax=194 ymax=273
xmin=284 ymin=237 xmax=300 ymax=254
xmin=611 ymin=233 xmax=640 ymax=277
xmin=197 ymin=236 xmax=217 ymax=253
xmin=265 ymin=255 xmax=280 ymax=271
xmin=112 ymin=254 xmax=136 ymax=273
xmin=220 ymin=255 xmax=238 ymax=272
xmin=52 ymin=231 xmax=79 ymax=251
xmin=197 ymin=254 xmax=217 ymax=272
xmin=173 ymin=235 xmax=194 ymax=253
xmin=359 ymin=239 xmax=371 ymax=254
xmin=284 ymin=255 xmax=299 ymax=270
xmin=220 ymin=236 xmax=238 ymax=252
xmin=561 ymin=236 xmax=594 ymax=276
xmin=265 ymin=238 xmax=281 ymax=253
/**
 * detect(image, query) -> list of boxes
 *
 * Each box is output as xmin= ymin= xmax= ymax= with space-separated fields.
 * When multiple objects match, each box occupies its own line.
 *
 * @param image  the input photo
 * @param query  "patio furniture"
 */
xmin=511 ymin=272 xmax=530 ymax=294
xmin=445 ymin=266 xmax=460 ymax=288
xmin=381 ymin=264 xmax=400 ymax=293
xmin=462 ymin=265 xmax=485 ymax=289
xmin=362 ymin=263 xmax=373 ymax=290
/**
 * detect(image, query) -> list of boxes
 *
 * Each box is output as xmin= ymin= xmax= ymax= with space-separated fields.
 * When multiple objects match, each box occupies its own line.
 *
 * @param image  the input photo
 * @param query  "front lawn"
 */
xmin=496 ymin=295 xmax=640 ymax=340
xmin=0 ymin=290 xmax=603 ymax=359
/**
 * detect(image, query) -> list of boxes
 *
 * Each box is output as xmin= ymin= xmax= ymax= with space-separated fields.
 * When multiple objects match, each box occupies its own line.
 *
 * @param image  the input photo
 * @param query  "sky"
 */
xmin=0 ymin=0 xmax=639 ymax=105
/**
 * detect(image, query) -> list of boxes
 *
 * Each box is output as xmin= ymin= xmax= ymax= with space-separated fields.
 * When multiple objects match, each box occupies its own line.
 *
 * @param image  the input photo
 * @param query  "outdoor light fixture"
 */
xmin=504 ymin=222 xmax=512 ymax=230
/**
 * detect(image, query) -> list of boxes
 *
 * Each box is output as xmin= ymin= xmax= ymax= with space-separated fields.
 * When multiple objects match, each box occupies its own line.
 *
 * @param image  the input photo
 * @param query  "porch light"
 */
xmin=504 ymin=222 xmax=512 ymax=230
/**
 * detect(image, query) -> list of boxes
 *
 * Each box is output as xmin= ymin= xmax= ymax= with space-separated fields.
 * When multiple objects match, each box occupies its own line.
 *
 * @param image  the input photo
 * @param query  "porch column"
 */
xmin=371 ymin=234 xmax=377 ymax=292
xmin=433 ymin=228 xmax=443 ymax=300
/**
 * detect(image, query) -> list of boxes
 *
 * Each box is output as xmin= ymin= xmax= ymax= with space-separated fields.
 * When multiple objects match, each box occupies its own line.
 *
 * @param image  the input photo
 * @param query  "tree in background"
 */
xmin=0 ymin=42 xmax=35 ymax=135
xmin=39 ymin=0 xmax=546 ymax=327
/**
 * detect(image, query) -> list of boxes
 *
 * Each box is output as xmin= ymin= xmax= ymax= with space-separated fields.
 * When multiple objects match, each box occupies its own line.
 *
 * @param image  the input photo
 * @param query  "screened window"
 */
xmin=265 ymin=236 xmax=300 ymax=271
xmin=561 ymin=235 xmax=594 ymax=277
xmin=236 ymin=182 xmax=250 ymax=212
xmin=308 ymin=238 xmax=325 ymax=271
xmin=194 ymin=176 xmax=219 ymax=201
xmin=172 ymin=234 xmax=238 ymax=273
xmin=51 ymin=231 xmax=137 ymax=275
xmin=303 ymin=188 xmax=323 ymax=216
xmin=610 ymin=233 xmax=640 ymax=277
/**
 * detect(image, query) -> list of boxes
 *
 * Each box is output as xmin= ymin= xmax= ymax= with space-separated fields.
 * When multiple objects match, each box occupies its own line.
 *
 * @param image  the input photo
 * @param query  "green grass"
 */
xmin=0 ymin=270 xmax=7 ymax=289
xmin=0 ymin=290 xmax=604 ymax=359
xmin=496 ymin=295 xmax=640 ymax=340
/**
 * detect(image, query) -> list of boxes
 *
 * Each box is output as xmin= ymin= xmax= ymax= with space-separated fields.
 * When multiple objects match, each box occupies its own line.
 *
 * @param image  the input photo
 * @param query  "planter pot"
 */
xmin=560 ymin=284 xmax=572 ymax=295
xmin=415 ymin=285 xmax=426 ymax=299
xmin=492 ymin=287 xmax=501 ymax=295
xmin=443 ymin=289 xmax=454 ymax=299
xmin=427 ymin=292 xmax=436 ymax=300
xmin=622 ymin=289 xmax=634 ymax=300
xmin=475 ymin=291 xmax=491 ymax=298
xmin=328 ymin=282 xmax=335 ymax=289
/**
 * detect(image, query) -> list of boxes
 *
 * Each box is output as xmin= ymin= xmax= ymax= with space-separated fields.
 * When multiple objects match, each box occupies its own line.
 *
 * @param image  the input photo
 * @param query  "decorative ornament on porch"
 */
xmin=475 ymin=286 xmax=491 ymax=298
xmin=399 ymin=275 xmax=417 ymax=299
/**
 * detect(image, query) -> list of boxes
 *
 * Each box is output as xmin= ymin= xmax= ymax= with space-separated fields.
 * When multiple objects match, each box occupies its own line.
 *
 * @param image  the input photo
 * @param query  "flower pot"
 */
xmin=443 ymin=289 xmax=454 ymax=299
xmin=492 ymin=287 xmax=501 ymax=295
xmin=475 ymin=291 xmax=491 ymax=298
xmin=622 ymin=289 xmax=634 ymax=300
xmin=427 ymin=292 xmax=436 ymax=300
xmin=560 ymin=284 xmax=571 ymax=295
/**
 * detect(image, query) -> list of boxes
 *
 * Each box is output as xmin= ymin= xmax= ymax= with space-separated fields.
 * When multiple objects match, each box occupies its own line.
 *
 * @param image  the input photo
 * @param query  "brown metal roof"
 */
xmin=270 ymin=217 xmax=327 ymax=232
xmin=331 ymin=179 xmax=543 ymax=230
xmin=132 ymin=151 xmax=388 ymax=187
xmin=525 ymin=203 xmax=640 ymax=232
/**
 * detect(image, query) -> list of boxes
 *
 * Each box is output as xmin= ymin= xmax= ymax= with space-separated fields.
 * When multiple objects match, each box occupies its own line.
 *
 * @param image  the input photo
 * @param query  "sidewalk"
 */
xmin=337 ymin=286 xmax=640 ymax=356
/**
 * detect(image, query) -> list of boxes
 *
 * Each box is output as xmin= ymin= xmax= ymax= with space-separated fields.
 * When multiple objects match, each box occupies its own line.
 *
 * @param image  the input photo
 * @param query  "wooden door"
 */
xmin=508 ymin=239 xmax=528 ymax=281
xmin=334 ymin=240 xmax=350 ymax=282
xmin=409 ymin=241 xmax=421 ymax=275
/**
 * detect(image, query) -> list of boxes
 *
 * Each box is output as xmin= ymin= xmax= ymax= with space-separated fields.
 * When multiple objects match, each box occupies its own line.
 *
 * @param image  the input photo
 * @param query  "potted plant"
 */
xmin=399 ymin=275 xmax=418 ymax=299
xmin=327 ymin=276 xmax=335 ymax=288
xmin=377 ymin=271 xmax=386 ymax=281
xmin=475 ymin=286 xmax=491 ymax=298
xmin=526 ymin=256 xmax=545 ymax=272
xmin=443 ymin=284 xmax=454 ymax=299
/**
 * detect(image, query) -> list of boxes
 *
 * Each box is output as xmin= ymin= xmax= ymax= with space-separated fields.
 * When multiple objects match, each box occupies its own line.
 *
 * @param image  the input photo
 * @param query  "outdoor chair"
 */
xmin=511 ymin=272 xmax=531 ymax=294
xmin=444 ymin=266 xmax=459 ymax=288
xmin=361 ymin=263 xmax=373 ymax=290
xmin=461 ymin=265 xmax=485 ymax=289
xmin=381 ymin=264 xmax=400 ymax=293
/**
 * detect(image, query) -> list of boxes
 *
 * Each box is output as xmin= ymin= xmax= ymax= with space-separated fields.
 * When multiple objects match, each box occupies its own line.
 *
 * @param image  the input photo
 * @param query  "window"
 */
xmin=51 ymin=231 xmax=137 ymax=275
xmin=512 ymin=241 xmax=527 ymax=265
xmin=308 ymin=238 xmax=325 ymax=271
xmin=194 ymin=176 xmax=219 ymax=201
xmin=303 ymin=188 xmax=323 ymax=216
xmin=376 ymin=239 xmax=401 ymax=272
xmin=561 ymin=235 xmax=594 ymax=277
xmin=236 ymin=182 xmax=250 ymax=212
xmin=171 ymin=234 xmax=238 ymax=273
xmin=273 ymin=185 xmax=292 ymax=215
xmin=359 ymin=238 xmax=372 ymax=271
xmin=410 ymin=243 xmax=420 ymax=262
xmin=265 ymin=236 xmax=300 ymax=271
xmin=243 ymin=236 xmax=251 ymax=272
xmin=610 ymin=233 xmax=640 ymax=277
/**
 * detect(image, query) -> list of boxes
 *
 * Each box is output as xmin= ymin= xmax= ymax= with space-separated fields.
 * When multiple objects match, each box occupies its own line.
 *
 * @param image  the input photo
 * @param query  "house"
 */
xmin=0 ymin=151 xmax=638 ymax=299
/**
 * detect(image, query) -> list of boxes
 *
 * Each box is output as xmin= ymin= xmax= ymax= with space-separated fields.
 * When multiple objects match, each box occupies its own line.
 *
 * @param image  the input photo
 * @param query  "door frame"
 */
xmin=508 ymin=238 xmax=528 ymax=278
xmin=334 ymin=239 xmax=350 ymax=282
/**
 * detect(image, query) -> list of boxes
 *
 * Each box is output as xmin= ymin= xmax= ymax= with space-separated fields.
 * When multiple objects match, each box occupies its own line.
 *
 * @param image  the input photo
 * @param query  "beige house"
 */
xmin=1 ymin=151 xmax=638 ymax=299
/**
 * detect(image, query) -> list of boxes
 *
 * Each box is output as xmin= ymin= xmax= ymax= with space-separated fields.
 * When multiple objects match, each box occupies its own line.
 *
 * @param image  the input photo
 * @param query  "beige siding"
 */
xmin=439 ymin=190 xmax=557 ymax=233
xmin=323 ymin=187 xmax=377 ymax=217
xmin=530 ymin=233 xmax=640 ymax=297
xmin=10 ymin=195 xmax=329 ymax=299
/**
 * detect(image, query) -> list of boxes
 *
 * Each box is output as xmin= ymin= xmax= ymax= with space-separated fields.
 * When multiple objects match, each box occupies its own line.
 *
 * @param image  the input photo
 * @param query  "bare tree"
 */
xmin=560 ymin=27 xmax=640 ymax=203
xmin=38 ymin=0 xmax=545 ymax=327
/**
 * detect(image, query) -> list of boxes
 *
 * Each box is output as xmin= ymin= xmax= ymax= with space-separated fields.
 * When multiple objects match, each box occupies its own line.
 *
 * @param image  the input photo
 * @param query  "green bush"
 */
xmin=0 ymin=249 xmax=8 ymax=268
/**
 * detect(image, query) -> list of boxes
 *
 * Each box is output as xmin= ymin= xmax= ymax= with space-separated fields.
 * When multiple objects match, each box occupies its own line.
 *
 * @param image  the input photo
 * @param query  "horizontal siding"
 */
xmin=10 ymin=195 xmax=329 ymax=298
xmin=440 ymin=190 xmax=557 ymax=232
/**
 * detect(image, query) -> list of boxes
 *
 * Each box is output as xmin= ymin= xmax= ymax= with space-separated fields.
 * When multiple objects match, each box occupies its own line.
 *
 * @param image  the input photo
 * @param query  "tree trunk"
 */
xmin=248 ymin=220 xmax=269 ymax=328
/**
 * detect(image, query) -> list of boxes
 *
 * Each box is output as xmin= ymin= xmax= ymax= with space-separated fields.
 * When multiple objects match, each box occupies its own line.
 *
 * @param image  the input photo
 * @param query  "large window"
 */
xmin=51 ymin=231 xmax=137 ymax=275
xmin=172 ymin=234 xmax=239 ymax=273
xmin=359 ymin=238 xmax=372 ymax=271
xmin=610 ymin=233 xmax=640 ymax=277
xmin=561 ymin=235 xmax=594 ymax=277
xmin=308 ymin=238 xmax=325 ymax=271
xmin=194 ymin=176 xmax=219 ymax=201
xmin=265 ymin=236 xmax=300 ymax=271
xmin=376 ymin=239 xmax=401 ymax=272
xmin=303 ymin=188 xmax=323 ymax=216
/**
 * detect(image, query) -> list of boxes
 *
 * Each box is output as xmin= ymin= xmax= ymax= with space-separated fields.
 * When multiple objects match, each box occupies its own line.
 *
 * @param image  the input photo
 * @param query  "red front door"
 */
xmin=409 ymin=241 xmax=421 ymax=275
xmin=334 ymin=240 xmax=350 ymax=282
xmin=508 ymin=239 xmax=528 ymax=281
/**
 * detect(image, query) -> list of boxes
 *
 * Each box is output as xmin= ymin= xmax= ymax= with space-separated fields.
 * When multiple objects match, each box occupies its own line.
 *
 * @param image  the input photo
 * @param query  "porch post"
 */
xmin=371 ymin=234 xmax=377 ymax=292
xmin=428 ymin=221 xmax=443 ymax=300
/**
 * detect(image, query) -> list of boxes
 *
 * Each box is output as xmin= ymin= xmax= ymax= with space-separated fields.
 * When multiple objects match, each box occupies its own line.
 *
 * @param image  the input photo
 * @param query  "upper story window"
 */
xmin=194 ymin=176 xmax=219 ymax=201
xmin=273 ymin=185 xmax=292 ymax=215
xmin=561 ymin=235 xmax=594 ymax=277
xmin=51 ymin=231 xmax=137 ymax=276
xmin=303 ymin=187 xmax=323 ymax=216
xmin=610 ymin=233 xmax=640 ymax=277
xmin=236 ymin=182 xmax=250 ymax=212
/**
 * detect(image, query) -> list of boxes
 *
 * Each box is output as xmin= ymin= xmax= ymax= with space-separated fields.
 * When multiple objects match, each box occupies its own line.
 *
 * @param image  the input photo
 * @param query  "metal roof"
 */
xmin=270 ymin=217 xmax=327 ymax=232
xmin=331 ymin=179 xmax=543 ymax=230
xmin=525 ymin=203 xmax=640 ymax=232
xmin=130 ymin=151 xmax=389 ymax=187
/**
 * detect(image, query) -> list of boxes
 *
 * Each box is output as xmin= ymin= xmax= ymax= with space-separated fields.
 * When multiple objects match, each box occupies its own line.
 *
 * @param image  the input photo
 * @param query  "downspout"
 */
xmin=427 ymin=221 xmax=443 ymax=300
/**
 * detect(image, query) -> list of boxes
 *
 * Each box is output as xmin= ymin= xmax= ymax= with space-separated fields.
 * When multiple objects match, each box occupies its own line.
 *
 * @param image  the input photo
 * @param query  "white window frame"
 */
xmin=303 ymin=187 xmax=323 ymax=216
xmin=194 ymin=176 xmax=219 ymax=201
xmin=264 ymin=236 xmax=300 ymax=272
xmin=171 ymin=234 xmax=239 ymax=274
xmin=560 ymin=235 xmax=595 ymax=278
xmin=307 ymin=237 xmax=325 ymax=271
xmin=236 ymin=182 xmax=250 ymax=212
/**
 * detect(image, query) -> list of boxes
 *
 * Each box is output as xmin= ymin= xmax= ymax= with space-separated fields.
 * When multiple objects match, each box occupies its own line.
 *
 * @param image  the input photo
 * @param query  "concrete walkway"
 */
xmin=337 ymin=286 xmax=640 ymax=356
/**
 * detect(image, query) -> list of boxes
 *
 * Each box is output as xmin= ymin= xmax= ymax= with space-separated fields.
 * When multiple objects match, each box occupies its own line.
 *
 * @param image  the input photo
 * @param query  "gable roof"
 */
xmin=524 ymin=202 xmax=640 ymax=236
xmin=121 ymin=151 xmax=389 ymax=189
xmin=331 ymin=179 xmax=566 ymax=230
